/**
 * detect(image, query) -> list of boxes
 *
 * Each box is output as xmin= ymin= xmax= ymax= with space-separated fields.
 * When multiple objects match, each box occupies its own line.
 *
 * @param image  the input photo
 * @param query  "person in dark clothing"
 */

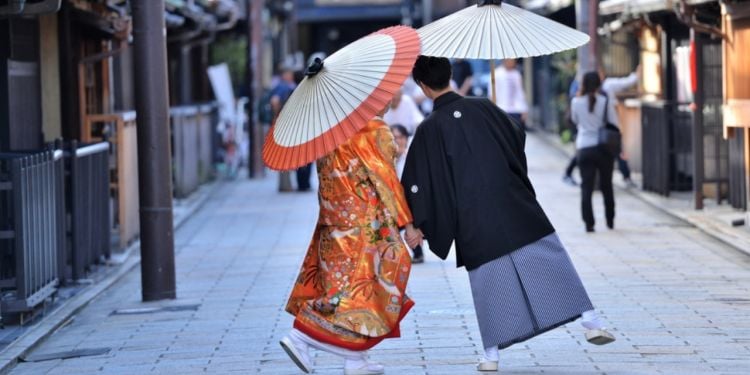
xmin=293 ymin=70 xmax=313 ymax=192
xmin=451 ymin=59 xmax=474 ymax=96
xmin=570 ymin=72 xmax=617 ymax=232
xmin=270 ymin=67 xmax=298 ymax=192
xmin=402 ymin=56 xmax=614 ymax=371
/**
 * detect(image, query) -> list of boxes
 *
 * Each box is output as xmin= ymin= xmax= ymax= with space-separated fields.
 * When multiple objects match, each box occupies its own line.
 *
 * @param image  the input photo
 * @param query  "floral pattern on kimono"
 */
xmin=285 ymin=118 xmax=415 ymax=350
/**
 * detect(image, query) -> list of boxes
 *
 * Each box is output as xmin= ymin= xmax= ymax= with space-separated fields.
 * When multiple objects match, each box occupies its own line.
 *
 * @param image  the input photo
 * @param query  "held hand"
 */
xmin=405 ymin=225 xmax=423 ymax=249
xmin=406 ymin=234 xmax=423 ymax=249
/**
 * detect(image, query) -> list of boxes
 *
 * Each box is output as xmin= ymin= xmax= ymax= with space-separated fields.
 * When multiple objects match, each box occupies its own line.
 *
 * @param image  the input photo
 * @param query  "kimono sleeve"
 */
xmin=401 ymin=123 xmax=456 ymax=260
xmin=353 ymin=123 xmax=413 ymax=227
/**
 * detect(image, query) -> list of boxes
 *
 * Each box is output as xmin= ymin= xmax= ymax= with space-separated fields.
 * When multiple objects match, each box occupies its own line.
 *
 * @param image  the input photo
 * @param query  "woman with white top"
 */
xmin=570 ymin=72 xmax=619 ymax=232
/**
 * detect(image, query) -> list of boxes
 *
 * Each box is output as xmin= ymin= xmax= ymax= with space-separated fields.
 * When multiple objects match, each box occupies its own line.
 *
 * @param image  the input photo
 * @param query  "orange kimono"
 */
xmin=286 ymin=118 xmax=415 ymax=351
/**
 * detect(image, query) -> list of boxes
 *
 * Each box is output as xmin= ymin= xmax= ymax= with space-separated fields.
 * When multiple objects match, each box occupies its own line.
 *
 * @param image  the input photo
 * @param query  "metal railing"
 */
xmin=0 ymin=149 xmax=63 ymax=315
xmin=64 ymin=141 xmax=111 ymax=281
xmin=729 ymin=128 xmax=747 ymax=210
xmin=170 ymin=103 xmax=217 ymax=198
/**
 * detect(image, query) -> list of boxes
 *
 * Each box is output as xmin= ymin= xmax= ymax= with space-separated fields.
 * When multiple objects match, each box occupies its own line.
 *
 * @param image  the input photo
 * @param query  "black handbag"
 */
xmin=598 ymin=97 xmax=622 ymax=156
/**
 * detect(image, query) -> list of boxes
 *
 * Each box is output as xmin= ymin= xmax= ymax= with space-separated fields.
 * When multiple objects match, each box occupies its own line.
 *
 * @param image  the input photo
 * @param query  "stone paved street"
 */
xmin=8 ymin=135 xmax=750 ymax=374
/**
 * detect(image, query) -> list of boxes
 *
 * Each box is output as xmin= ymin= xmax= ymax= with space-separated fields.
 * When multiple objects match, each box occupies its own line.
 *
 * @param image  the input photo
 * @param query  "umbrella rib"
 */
xmin=438 ymin=14 xmax=475 ymax=58
xmin=500 ymin=7 xmax=537 ymax=56
xmin=486 ymin=8 xmax=501 ymax=59
xmin=322 ymin=74 xmax=355 ymax=128
xmin=458 ymin=13 xmax=484 ymax=58
xmin=277 ymin=82 xmax=306 ymax=150
xmin=317 ymin=75 xmax=345 ymax=157
xmin=421 ymin=5 xmax=475 ymax=56
xmin=304 ymin=77 xmax=323 ymax=164
xmin=318 ymin=75 xmax=343 ymax=151
xmin=324 ymin=72 xmax=366 ymax=142
xmin=511 ymin=8 xmax=582 ymax=54
xmin=494 ymin=9 xmax=521 ymax=58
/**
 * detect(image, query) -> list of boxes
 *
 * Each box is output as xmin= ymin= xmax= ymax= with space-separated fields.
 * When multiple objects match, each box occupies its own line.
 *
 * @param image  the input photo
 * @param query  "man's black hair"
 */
xmin=412 ymin=55 xmax=452 ymax=91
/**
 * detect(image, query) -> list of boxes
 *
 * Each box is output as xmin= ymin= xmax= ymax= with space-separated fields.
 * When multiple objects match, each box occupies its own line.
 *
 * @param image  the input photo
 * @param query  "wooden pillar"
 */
xmin=692 ymin=30 xmax=705 ymax=210
xmin=722 ymin=2 xmax=750 ymax=213
xmin=131 ymin=0 xmax=176 ymax=302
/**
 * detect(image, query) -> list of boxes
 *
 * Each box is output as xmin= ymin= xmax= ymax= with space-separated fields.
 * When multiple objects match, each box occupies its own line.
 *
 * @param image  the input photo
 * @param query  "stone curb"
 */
xmin=533 ymin=131 xmax=750 ymax=257
xmin=0 ymin=180 xmax=224 ymax=375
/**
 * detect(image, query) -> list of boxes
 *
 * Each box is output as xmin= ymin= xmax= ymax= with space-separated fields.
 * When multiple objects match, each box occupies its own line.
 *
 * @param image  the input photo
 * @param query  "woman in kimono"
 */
xmin=402 ymin=56 xmax=615 ymax=372
xmin=280 ymin=104 xmax=416 ymax=375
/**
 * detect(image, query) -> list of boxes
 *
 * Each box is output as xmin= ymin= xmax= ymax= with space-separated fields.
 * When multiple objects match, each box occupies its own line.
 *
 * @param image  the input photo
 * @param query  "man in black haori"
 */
xmin=401 ymin=56 xmax=615 ymax=372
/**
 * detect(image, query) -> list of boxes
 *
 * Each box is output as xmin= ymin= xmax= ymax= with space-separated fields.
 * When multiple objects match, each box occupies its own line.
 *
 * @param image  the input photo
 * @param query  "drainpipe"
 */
xmin=0 ymin=0 xmax=24 ymax=15
xmin=131 ymin=0 xmax=177 ymax=302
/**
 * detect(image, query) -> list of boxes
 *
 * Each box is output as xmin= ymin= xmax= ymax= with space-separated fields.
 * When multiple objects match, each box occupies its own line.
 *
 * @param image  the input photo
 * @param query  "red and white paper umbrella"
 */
xmin=263 ymin=26 xmax=421 ymax=171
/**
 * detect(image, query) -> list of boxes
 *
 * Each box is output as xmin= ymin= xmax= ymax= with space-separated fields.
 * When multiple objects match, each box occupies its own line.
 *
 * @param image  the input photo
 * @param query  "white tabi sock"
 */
xmin=291 ymin=328 xmax=366 ymax=360
xmin=483 ymin=346 xmax=499 ymax=361
xmin=581 ymin=309 xmax=606 ymax=330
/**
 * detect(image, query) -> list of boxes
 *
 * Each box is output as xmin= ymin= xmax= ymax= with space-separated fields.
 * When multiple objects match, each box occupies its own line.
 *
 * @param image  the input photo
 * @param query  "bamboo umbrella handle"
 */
xmin=490 ymin=59 xmax=497 ymax=104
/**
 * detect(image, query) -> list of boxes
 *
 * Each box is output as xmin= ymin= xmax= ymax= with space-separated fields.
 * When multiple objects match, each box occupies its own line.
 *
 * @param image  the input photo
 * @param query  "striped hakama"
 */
xmin=468 ymin=232 xmax=593 ymax=349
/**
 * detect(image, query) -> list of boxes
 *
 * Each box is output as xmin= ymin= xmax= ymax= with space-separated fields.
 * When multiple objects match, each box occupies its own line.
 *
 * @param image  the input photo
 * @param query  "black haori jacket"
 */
xmin=401 ymin=92 xmax=555 ymax=270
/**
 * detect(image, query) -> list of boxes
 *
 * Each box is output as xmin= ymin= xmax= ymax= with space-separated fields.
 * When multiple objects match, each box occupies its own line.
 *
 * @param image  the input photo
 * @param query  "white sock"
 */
xmin=291 ymin=329 xmax=365 ymax=359
xmin=344 ymin=357 xmax=368 ymax=369
xmin=484 ymin=346 xmax=499 ymax=361
xmin=581 ymin=309 xmax=606 ymax=330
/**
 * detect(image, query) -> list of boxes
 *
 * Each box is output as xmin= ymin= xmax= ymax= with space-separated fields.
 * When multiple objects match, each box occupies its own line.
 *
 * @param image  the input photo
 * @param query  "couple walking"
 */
xmin=280 ymin=56 xmax=615 ymax=375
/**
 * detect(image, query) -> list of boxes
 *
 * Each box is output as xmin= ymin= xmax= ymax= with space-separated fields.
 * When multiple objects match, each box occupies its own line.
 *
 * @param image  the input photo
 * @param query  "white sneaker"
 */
xmin=477 ymin=358 xmax=498 ymax=372
xmin=344 ymin=358 xmax=385 ymax=375
xmin=280 ymin=335 xmax=313 ymax=373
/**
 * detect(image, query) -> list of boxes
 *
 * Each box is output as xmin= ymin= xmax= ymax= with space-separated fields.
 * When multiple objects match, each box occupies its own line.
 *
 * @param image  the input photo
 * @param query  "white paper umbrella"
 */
xmin=418 ymin=0 xmax=589 ymax=103
xmin=263 ymin=26 xmax=420 ymax=171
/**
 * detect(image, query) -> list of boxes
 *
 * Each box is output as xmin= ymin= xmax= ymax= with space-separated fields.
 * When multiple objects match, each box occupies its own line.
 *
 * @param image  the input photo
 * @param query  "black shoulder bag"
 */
xmin=598 ymin=97 xmax=622 ymax=156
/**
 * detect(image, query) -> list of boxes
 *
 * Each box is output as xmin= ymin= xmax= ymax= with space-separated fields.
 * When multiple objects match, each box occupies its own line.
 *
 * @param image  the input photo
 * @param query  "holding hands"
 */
xmin=404 ymin=224 xmax=424 ymax=249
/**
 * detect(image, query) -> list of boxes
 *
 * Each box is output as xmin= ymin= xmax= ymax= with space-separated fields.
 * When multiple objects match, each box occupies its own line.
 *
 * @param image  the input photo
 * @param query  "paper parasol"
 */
xmin=263 ymin=26 xmax=421 ymax=171
xmin=418 ymin=0 xmax=589 ymax=103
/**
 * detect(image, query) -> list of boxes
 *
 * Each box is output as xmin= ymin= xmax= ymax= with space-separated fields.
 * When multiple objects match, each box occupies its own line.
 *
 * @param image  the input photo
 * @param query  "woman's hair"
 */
xmin=580 ymin=71 xmax=602 ymax=113
xmin=412 ymin=55 xmax=452 ymax=91
xmin=390 ymin=124 xmax=410 ymax=138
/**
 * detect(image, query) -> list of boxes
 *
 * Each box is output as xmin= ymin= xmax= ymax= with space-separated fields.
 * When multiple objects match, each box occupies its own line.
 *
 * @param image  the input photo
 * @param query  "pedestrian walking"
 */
xmin=487 ymin=58 xmax=530 ymax=131
xmin=564 ymin=67 xmax=639 ymax=187
xmin=270 ymin=66 xmax=298 ymax=192
xmin=452 ymin=58 xmax=474 ymax=96
xmin=401 ymin=57 xmax=615 ymax=372
xmin=571 ymin=72 xmax=619 ymax=232
xmin=390 ymin=124 xmax=424 ymax=264
xmin=384 ymin=89 xmax=424 ymax=135
xmin=282 ymin=109 xmax=416 ymax=375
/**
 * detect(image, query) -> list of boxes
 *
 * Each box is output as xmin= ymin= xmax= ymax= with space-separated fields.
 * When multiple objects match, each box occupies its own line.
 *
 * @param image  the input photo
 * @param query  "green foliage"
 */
xmin=549 ymin=49 xmax=578 ymax=137
xmin=210 ymin=35 xmax=248 ymax=91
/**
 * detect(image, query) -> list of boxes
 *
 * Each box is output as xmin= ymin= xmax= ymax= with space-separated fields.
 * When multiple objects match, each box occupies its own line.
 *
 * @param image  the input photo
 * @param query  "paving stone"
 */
xmin=6 ymin=135 xmax=750 ymax=374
